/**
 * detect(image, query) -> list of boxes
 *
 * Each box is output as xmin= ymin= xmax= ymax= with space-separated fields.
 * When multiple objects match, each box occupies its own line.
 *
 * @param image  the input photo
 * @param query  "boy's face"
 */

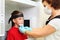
xmin=13 ymin=17 xmax=24 ymax=26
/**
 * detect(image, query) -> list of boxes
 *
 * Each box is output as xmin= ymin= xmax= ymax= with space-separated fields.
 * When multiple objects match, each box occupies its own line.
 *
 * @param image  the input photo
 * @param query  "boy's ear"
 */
xmin=12 ymin=19 xmax=16 ymax=23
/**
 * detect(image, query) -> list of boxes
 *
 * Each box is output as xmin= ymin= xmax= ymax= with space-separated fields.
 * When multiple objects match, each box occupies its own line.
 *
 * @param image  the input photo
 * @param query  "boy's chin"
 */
xmin=19 ymin=24 xmax=24 ymax=26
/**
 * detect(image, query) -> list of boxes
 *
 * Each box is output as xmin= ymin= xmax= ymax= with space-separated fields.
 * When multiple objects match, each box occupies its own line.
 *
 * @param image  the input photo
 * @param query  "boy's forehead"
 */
xmin=17 ymin=17 xmax=24 ymax=19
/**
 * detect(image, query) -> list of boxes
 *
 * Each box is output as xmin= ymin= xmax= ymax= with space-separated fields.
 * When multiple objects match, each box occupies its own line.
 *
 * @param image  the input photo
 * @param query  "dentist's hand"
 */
xmin=19 ymin=25 xmax=32 ymax=33
xmin=24 ymin=26 xmax=32 ymax=31
xmin=19 ymin=26 xmax=26 ymax=33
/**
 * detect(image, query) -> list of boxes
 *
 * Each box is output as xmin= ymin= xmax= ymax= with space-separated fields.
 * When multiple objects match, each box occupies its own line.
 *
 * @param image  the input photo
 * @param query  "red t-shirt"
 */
xmin=6 ymin=26 xmax=27 ymax=40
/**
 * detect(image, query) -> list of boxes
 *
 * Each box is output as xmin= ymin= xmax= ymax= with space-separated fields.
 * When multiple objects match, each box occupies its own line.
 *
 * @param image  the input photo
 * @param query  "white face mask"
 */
xmin=44 ymin=6 xmax=52 ymax=15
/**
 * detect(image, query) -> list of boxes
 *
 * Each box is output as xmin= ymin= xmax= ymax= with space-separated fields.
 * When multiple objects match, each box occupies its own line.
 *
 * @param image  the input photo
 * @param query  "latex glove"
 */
xmin=19 ymin=26 xmax=32 ymax=33
xmin=24 ymin=26 xmax=32 ymax=31
xmin=19 ymin=24 xmax=25 ymax=33
xmin=19 ymin=26 xmax=26 ymax=33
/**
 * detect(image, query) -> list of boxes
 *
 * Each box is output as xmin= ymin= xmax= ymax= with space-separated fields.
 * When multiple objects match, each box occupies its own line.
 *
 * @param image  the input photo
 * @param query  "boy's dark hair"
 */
xmin=42 ymin=0 xmax=60 ymax=10
xmin=8 ymin=10 xmax=24 ymax=27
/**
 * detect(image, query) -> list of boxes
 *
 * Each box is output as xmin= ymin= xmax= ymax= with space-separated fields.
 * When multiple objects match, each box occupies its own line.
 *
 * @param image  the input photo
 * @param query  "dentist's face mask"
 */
xmin=44 ymin=6 xmax=52 ymax=15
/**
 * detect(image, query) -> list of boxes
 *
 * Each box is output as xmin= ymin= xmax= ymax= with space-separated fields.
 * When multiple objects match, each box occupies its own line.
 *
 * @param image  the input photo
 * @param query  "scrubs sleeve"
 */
xmin=48 ymin=18 xmax=60 ymax=30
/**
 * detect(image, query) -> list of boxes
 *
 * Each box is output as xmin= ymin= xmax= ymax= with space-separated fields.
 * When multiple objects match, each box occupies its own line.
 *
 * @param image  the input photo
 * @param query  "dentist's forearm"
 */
xmin=25 ymin=31 xmax=39 ymax=38
xmin=25 ymin=28 xmax=42 ymax=38
xmin=25 ymin=25 xmax=56 ymax=38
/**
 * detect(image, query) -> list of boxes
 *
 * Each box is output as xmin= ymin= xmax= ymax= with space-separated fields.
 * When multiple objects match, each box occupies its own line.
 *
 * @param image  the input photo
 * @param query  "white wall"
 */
xmin=0 ymin=0 xmax=5 ymax=40
xmin=0 ymin=0 xmax=5 ymax=36
xmin=21 ymin=7 xmax=39 ymax=28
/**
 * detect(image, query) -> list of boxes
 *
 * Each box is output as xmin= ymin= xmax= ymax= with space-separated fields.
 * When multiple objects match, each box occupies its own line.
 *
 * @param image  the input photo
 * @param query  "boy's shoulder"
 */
xmin=7 ymin=27 xmax=15 ymax=34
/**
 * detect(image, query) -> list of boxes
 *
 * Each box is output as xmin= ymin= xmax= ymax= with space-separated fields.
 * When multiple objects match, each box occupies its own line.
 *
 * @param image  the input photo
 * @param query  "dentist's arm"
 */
xmin=25 ymin=25 xmax=56 ymax=38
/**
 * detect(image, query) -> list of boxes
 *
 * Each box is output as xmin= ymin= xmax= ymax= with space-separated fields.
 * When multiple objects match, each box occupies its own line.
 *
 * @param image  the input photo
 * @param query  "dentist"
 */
xmin=19 ymin=0 xmax=60 ymax=40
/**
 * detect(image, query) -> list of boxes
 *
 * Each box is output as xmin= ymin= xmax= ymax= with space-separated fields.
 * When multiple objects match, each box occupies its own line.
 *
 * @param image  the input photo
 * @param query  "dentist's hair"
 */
xmin=8 ymin=10 xmax=24 ymax=27
xmin=42 ymin=0 xmax=60 ymax=10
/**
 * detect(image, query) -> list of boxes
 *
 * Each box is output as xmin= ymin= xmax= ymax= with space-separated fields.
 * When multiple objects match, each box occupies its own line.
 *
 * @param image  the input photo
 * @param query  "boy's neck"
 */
xmin=14 ymin=24 xmax=19 ymax=28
